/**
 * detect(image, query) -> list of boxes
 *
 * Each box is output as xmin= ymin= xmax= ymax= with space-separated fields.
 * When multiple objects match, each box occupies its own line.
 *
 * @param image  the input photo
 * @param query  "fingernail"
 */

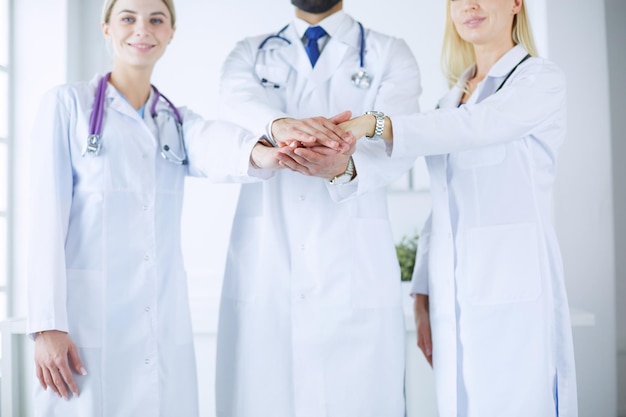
xmin=80 ymin=367 xmax=87 ymax=376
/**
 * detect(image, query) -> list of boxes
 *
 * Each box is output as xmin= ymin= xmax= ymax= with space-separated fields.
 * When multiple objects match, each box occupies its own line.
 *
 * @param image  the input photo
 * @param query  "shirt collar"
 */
xmin=293 ymin=10 xmax=347 ymax=40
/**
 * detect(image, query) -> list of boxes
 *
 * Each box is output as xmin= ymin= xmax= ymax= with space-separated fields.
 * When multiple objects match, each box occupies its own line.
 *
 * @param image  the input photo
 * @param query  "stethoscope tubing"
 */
xmin=255 ymin=21 xmax=371 ymax=89
xmin=85 ymin=72 xmax=187 ymax=164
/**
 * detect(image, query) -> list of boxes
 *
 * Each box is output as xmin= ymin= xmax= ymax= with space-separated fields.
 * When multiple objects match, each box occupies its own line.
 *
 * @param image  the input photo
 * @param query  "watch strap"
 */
xmin=329 ymin=156 xmax=355 ymax=185
xmin=364 ymin=111 xmax=385 ymax=140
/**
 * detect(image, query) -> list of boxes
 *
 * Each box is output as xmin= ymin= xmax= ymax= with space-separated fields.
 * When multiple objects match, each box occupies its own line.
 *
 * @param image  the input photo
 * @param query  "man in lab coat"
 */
xmin=215 ymin=1 xmax=421 ymax=416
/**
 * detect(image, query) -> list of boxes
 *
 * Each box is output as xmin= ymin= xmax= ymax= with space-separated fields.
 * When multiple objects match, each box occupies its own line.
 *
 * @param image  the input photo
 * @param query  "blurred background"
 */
xmin=0 ymin=0 xmax=623 ymax=415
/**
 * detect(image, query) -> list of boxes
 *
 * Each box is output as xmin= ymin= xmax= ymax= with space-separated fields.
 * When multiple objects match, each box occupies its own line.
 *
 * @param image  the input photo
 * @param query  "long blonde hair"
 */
xmin=441 ymin=1 xmax=538 ymax=88
xmin=101 ymin=0 xmax=177 ymax=27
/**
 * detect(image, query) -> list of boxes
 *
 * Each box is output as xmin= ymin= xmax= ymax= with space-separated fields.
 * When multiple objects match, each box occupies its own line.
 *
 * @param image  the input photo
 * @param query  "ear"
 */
xmin=512 ymin=0 xmax=523 ymax=14
xmin=169 ymin=25 xmax=176 ymax=43
xmin=101 ymin=21 xmax=110 ymax=38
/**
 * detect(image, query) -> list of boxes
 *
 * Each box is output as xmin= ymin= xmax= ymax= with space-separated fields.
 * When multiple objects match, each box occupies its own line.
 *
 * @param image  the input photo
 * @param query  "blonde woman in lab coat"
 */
xmin=26 ymin=0 xmax=302 ymax=415
xmin=337 ymin=0 xmax=578 ymax=416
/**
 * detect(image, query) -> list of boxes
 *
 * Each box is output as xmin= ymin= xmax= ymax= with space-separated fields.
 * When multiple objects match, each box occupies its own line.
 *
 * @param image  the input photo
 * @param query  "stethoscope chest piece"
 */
xmin=84 ymin=134 xmax=102 ymax=156
xmin=351 ymin=69 xmax=372 ymax=89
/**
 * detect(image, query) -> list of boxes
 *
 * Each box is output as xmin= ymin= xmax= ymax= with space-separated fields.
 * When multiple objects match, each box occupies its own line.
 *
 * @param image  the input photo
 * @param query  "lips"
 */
xmin=128 ymin=42 xmax=155 ymax=51
xmin=464 ymin=16 xmax=486 ymax=28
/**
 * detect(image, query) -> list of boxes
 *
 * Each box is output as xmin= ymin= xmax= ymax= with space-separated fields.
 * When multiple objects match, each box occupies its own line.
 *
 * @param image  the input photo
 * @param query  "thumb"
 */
xmin=68 ymin=342 xmax=87 ymax=376
xmin=329 ymin=110 xmax=352 ymax=124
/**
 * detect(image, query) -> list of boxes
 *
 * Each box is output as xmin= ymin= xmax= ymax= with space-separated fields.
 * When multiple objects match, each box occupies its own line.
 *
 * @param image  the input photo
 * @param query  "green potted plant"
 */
xmin=395 ymin=232 xmax=419 ymax=282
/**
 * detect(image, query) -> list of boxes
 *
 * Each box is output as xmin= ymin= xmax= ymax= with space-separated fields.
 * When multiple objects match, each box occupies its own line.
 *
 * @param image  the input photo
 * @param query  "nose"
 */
xmin=461 ymin=0 xmax=479 ymax=11
xmin=134 ymin=17 xmax=149 ymax=36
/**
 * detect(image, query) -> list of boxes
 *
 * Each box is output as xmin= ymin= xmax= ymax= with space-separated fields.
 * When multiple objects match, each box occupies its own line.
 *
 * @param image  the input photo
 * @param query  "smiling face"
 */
xmin=449 ymin=0 xmax=521 ymax=49
xmin=102 ymin=0 xmax=175 ymax=71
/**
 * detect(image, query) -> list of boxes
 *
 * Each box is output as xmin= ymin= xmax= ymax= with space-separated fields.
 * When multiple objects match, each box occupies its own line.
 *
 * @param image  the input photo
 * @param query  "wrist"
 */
xmin=365 ymin=114 xmax=376 ymax=138
xmin=269 ymin=117 xmax=290 ymax=142
xmin=329 ymin=156 xmax=356 ymax=185
xmin=413 ymin=294 xmax=429 ymax=314
xmin=250 ymin=143 xmax=265 ymax=169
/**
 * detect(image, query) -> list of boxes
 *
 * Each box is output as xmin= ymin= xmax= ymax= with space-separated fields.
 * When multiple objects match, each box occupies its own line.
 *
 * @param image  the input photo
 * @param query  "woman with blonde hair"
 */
xmin=26 ymin=0 xmax=302 ymax=415
xmin=325 ymin=0 xmax=578 ymax=415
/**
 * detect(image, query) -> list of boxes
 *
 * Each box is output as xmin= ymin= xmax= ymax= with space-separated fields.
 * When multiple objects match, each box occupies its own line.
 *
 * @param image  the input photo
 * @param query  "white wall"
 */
xmin=8 ymin=1 xmax=620 ymax=416
xmin=10 ymin=1 xmax=70 ymax=416
xmin=605 ymin=1 xmax=626 ymax=415
xmin=11 ymin=0 xmax=69 ymax=320
xmin=545 ymin=2 xmax=617 ymax=416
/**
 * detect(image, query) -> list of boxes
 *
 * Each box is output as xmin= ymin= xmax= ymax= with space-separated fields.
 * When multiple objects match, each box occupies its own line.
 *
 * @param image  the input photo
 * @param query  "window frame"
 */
xmin=0 ymin=0 xmax=13 ymax=320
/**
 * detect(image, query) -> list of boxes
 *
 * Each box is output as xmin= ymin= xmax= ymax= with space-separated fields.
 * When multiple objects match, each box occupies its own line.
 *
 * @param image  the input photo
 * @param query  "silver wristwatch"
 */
xmin=329 ymin=157 xmax=355 ymax=185
xmin=364 ymin=111 xmax=385 ymax=140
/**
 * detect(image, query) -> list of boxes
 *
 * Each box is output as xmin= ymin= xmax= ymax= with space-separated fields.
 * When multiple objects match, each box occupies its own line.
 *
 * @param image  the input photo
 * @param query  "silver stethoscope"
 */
xmin=83 ymin=72 xmax=188 ymax=165
xmin=255 ymin=22 xmax=372 ymax=89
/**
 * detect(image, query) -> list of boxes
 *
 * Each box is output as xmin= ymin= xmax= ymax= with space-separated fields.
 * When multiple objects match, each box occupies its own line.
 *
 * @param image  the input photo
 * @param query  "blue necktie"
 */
xmin=304 ymin=26 xmax=327 ymax=67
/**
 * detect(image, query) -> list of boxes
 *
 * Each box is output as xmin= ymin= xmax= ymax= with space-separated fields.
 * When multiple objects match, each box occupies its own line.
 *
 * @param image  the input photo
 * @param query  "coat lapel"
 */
xmin=305 ymin=18 xmax=356 ymax=89
xmin=437 ymin=66 xmax=474 ymax=109
xmin=270 ymin=25 xmax=312 ymax=80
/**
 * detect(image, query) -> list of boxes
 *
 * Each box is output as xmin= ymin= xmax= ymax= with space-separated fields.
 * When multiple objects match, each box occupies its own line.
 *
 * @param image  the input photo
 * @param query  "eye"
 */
xmin=121 ymin=15 xmax=135 ymax=23
xmin=150 ymin=17 xmax=164 ymax=24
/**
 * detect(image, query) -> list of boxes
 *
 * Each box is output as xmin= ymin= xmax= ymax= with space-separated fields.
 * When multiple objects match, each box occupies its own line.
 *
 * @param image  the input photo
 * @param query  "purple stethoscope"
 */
xmin=83 ymin=72 xmax=188 ymax=165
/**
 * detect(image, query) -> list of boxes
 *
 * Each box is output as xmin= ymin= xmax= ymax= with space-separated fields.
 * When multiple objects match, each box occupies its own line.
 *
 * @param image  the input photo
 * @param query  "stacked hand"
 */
xmin=251 ymin=111 xmax=358 ymax=181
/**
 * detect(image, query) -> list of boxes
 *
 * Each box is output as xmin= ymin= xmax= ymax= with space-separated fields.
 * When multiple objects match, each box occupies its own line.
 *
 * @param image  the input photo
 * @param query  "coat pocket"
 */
xmin=66 ymin=269 xmax=103 ymax=348
xmin=463 ymin=223 xmax=542 ymax=305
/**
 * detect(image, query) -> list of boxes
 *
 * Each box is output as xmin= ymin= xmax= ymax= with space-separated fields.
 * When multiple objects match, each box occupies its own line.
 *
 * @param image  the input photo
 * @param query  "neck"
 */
xmin=295 ymin=3 xmax=342 ymax=25
xmin=472 ymin=38 xmax=515 ymax=81
xmin=108 ymin=66 xmax=153 ymax=109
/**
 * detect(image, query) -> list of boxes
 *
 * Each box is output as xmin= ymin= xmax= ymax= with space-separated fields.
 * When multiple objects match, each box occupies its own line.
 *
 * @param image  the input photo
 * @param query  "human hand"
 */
xmin=276 ymin=130 xmax=357 ymax=180
xmin=413 ymin=294 xmax=433 ymax=367
xmin=271 ymin=111 xmax=353 ymax=151
xmin=250 ymin=142 xmax=286 ymax=171
xmin=275 ymin=143 xmax=353 ymax=180
xmin=34 ymin=330 xmax=87 ymax=400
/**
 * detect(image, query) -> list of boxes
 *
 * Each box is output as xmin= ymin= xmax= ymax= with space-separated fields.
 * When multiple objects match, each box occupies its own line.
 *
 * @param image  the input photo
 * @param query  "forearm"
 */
xmin=340 ymin=114 xmax=394 ymax=142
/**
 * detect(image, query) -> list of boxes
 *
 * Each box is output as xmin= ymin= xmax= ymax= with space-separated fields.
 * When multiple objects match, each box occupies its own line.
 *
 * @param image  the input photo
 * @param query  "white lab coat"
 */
xmin=215 ymin=12 xmax=421 ymax=417
xmin=395 ymin=45 xmax=578 ymax=417
xmin=27 ymin=75 xmax=260 ymax=417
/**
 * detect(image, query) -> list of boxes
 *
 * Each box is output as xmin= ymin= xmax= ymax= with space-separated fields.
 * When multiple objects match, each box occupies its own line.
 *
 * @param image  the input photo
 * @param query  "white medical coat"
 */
xmin=215 ymin=12 xmax=421 ymax=417
xmin=396 ymin=46 xmax=578 ymax=417
xmin=27 ymin=75 xmax=260 ymax=417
